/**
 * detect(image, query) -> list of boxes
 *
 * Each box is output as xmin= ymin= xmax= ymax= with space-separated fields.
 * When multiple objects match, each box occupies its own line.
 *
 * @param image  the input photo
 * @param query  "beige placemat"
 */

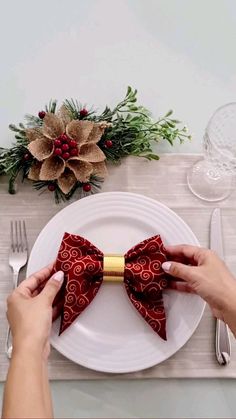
xmin=1 ymin=154 xmax=236 ymax=380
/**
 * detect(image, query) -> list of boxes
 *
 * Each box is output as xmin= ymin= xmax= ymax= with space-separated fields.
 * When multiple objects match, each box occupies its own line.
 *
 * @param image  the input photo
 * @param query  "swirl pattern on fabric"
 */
xmin=53 ymin=233 xmax=168 ymax=340
xmin=54 ymin=232 xmax=103 ymax=334
xmin=124 ymin=235 xmax=168 ymax=340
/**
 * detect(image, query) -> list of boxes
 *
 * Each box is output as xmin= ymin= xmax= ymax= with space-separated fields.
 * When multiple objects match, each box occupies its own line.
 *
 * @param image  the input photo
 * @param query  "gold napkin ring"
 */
xmin=103 ymin=254 xmax=125 ymax=282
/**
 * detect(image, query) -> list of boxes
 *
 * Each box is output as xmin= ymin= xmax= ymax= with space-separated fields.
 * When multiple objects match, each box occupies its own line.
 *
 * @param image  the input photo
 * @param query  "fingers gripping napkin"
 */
xmin=53 ymin=233 xmax=169 ymax=340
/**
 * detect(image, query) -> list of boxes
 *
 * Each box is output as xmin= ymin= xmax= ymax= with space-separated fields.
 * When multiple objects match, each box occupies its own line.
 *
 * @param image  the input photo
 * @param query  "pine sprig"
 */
xmin=9 ymin=123 xmax=27 ymax=141
xmin=45 ymin=100 xmax=57 ymax=114
xmin=0 ymin=148 xmax=8 ymax=175
xmin=33 ymin=175 xmax=103 ymax=203
xmin=23 ymin=100 xmax=58 ymax=129
xmin=24 ymin=114 xmax=43 ymax=128
xmin=64 ymin=99 xmax=81 ymax=119
xmin=0 ymin=141 xmax=32 ymax=193
xmin=64 ymin=99 xmax=94 ymax=120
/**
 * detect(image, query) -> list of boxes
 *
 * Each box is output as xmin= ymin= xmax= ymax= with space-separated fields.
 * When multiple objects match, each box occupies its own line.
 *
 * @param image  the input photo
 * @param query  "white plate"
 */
xmin=27 ymin=192 xmax=205 ymax=373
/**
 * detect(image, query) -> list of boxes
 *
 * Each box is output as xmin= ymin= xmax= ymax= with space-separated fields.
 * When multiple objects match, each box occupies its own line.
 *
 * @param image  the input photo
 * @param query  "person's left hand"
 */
xmin=6 ymin=264 xmax=64 ymax=359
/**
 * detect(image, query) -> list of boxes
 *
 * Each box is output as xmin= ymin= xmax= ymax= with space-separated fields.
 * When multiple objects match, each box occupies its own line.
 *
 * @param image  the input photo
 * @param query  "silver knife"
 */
xmin=210 ymin=208 xmax=231 ymax=365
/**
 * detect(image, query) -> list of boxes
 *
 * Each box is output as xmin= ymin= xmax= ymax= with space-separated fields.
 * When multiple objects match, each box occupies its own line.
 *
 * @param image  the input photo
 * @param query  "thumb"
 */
xmin=40 ymin=271 xmax=64 ymax=305
xmin=162 ymin=261 xmax=193 ymax=282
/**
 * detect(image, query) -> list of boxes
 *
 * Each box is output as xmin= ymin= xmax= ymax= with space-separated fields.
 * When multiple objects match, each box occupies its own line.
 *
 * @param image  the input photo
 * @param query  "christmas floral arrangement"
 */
xmin=0 ymin=87 xmax=190 ymax=202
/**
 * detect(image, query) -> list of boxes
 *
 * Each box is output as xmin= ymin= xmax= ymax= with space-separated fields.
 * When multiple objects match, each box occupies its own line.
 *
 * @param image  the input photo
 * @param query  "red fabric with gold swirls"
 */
xmin=54 ymin=233 xmax=168 ymax=340
xmin=124 ymin=235 xmax=168 ymax=340
xmin=54 ymin=233 xmax=103 ymax=334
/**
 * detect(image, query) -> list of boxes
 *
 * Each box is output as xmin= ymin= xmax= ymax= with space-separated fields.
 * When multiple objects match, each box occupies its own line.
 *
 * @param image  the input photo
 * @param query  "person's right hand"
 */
xmin=162 ymin=245 xmax=236 ymax=335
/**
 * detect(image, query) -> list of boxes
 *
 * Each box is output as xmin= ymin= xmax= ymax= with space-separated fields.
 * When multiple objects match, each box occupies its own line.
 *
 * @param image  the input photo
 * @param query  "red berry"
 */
xmin=83 ymin=183 xmax=91 ymax=192
xmin=54 ymin=148 xmax=62 ymax=156
xmin=38 ymin=111 xmax=46 ymax=119
xmin=23 ymin=153 xmax=30 ymax=161
xmin=70 ymin=148 xmax=78 ymax=156
xmin=69 ymin=140 xmax=77 ymax=148
xmin=80 ymin=108 xmax=88 ymax=117
xmin=48 ymin=183 xmax=56 ymax=192
xmin=54 ymin=139 xmax=61 ymax=147
xmin=62 ymin=152 xmax=70 ymax=160
xmin=62 ymin=143 xmax=69 ymax=151
xmin=61 ymin=134 xmax=68 ymax=142
xmin=105 ymin=140 xmax=113 ymax=148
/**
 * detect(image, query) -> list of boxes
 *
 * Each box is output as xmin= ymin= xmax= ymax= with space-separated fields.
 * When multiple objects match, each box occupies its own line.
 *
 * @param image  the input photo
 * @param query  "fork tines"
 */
xmin=10 ymin=220 xmax=28 ymax=253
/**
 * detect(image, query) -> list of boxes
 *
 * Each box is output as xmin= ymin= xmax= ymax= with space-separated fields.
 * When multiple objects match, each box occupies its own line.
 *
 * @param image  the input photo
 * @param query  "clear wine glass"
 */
xmin=187 ymin=103 xmax=236 ymax=201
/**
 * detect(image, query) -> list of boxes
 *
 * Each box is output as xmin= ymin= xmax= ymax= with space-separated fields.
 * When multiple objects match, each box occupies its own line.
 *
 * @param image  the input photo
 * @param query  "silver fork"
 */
xmin=5 ymin=220 xmax=28 ymax=358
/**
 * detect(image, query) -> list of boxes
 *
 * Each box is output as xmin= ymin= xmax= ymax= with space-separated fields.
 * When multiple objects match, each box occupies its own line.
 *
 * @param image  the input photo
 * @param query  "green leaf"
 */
xmin=126 ymin=86 xmax=132 ymax=96
xmin=127 ymin=105 xmax=139 ymax=111
xmin=144 ymin=153 xmax=160 ymax=160
xmin=165 ymin=137 xmax=174 ymax=146
xmin=166 ymin=121 xmax=175 ymax=128
xmin=165 ymin=110 xmax=173 ymax=117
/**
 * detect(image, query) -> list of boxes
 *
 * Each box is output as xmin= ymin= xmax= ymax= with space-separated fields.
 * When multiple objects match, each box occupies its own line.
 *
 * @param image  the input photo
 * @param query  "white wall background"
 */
xmin=1 ymin=0 xmax=236 ymax=153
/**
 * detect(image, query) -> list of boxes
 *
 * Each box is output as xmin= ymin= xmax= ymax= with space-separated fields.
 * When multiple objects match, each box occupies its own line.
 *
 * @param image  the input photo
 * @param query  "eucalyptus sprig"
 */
xmin=65 ymin=86 xmax=191 ymax=162
xmin=99 ymin=87 xmax=191 ymax=161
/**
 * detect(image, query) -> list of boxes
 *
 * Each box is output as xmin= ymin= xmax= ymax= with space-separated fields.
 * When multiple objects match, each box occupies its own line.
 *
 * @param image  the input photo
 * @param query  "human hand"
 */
xmin=162 ymin=245 xmax=236 ymax=334
xmin=6 ymin=265 xmax=64 ymax=359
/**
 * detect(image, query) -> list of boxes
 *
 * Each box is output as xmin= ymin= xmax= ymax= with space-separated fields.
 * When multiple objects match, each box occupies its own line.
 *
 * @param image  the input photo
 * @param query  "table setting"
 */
xmin=1 ymin=107 xmax=236 ymax=380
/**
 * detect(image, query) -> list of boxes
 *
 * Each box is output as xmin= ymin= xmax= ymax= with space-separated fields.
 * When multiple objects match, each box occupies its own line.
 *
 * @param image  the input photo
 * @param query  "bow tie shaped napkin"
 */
xmin=54 ymin=232 xmax=169 ymax=340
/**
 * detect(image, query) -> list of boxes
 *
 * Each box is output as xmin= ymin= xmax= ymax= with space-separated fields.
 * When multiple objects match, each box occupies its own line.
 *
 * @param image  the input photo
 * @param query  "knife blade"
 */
xmin=210 ymin=208 xmax=231 ymax=365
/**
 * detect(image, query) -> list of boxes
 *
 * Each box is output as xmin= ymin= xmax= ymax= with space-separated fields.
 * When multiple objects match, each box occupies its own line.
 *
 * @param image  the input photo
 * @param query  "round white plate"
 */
xmin=27 ymin=192 xmax=205 ymax=373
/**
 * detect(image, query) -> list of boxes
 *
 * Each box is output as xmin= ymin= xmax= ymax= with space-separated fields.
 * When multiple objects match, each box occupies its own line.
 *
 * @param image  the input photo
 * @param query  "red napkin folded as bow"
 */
xmin=52 ymin=233 xmax=169 ymax=340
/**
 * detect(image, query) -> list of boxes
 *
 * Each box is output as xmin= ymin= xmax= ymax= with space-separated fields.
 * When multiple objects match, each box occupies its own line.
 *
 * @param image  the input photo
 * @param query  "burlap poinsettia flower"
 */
xmin=26 ymin=106 xmax=110 ymax=194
